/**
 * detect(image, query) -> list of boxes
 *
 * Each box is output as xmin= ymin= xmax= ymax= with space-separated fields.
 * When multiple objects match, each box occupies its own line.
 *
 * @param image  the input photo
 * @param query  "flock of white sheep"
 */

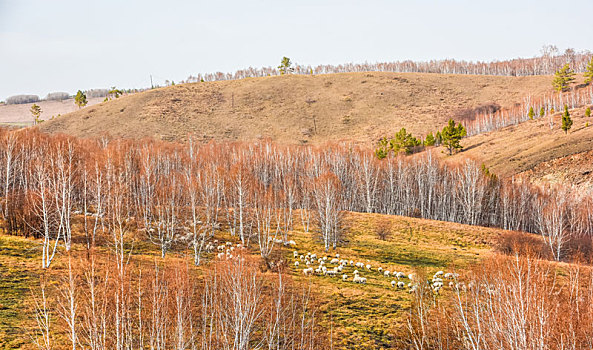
xmin=294 ymin=250 xmax=463 ymax=294
xmin=206 ymin=239 xmax=467 ymax=295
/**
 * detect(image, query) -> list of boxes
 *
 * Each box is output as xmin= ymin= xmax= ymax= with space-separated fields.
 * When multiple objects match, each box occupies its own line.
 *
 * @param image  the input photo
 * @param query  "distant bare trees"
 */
xmin=183 ymin=49 xmax=593 ymax=83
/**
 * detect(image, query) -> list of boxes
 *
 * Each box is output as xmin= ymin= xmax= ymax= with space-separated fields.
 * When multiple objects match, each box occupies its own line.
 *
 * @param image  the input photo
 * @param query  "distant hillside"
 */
xmin=445 ymin=105 xmax=593 ymax=185
xmin=0 ymin=97 xmax=105 ymax=126
xmin=39 ymin=72 xmax=553 ymax=145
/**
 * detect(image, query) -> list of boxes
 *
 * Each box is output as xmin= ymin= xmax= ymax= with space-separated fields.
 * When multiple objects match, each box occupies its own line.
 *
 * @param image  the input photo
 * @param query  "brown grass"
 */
xmin=38 ymin=72 xmax=554 ymax=145
xmin=445 ymin=105 xmax=593 ymax=183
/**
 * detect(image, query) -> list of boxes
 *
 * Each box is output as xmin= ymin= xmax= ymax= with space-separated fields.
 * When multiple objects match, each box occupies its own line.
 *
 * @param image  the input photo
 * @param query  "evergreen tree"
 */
xmin=278 ymin=57 xmax=294 ymax=75
xmin=390 ymin=128 xmax=421 ymax=154
xmin=586 ymin=107 xmax=591 ymax=118
xmin=30 ymin=103 xmax=42 ymax=125
xmin=552 ymin=63 xmax=576 ymax=92
xmin=75 ymin=90 xmax=88 ymax=109
xmin=561 ymin=105 xmax=573 ymax=134
xmin=528 ymin=106 xmax=535 ymax=120
xmin=584 ymin=56 xmax=593 ymax=85
xmin=424 ymin=132 xmax=436 ymax=146
xmin=539 ymin=106 xmax=545 ymax=118
xmin=374 ymin=137 xmax=390 ymax=159
xmin=441 ymin=119 xmax=466 ymax=155
xmin=435 ymin=131 xmax=442 ymax=146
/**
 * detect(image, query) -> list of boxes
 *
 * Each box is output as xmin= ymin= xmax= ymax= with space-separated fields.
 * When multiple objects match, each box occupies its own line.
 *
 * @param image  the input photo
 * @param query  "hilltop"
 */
xmin=38 ymin=72 xmax=553 ymax=145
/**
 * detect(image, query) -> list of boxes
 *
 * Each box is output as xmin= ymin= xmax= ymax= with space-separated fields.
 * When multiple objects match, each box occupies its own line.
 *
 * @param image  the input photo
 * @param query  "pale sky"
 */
xmin=1 ymin=0 xmax=592 ymax=100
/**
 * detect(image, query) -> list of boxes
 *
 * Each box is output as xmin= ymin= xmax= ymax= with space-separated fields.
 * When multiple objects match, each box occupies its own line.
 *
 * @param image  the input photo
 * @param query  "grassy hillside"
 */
xmin=0 ymin=211 xmax=501 ymax=349
xmin=447 ymin=105 xmax=593 ymax=182
xmin=38 ymin=72 xmax=553 ymax=145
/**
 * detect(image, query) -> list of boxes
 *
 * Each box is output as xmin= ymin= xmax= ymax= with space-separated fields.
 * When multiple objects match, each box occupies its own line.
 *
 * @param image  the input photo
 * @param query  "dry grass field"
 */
xmin=38 ymin=72 xmax=553 ymax=145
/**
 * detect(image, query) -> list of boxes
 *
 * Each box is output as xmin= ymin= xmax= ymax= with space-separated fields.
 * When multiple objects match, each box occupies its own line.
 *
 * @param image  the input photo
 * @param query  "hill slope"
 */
xmin=447 ymin=105 xmax=593 ymax=185
xmin=39 ymin=72 xmax=553 ymax=144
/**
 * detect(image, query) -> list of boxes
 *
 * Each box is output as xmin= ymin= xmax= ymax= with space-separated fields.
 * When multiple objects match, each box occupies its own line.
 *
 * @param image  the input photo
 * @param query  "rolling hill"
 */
xmin=38 ymin=72 xmax=554 ymax=145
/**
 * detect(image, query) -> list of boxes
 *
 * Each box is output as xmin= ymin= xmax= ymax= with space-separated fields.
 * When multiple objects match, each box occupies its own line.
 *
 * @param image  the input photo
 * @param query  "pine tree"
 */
xmin=278 ymin=57 xmax=294 ymax=75
xmin=390 ymin=128 xmax=420 ymax=154
xmin=539 ymin=106 xmax=545 ymax=118
xmin=374 ymin=137 xmax=390 ymax=159
xmin=30 ymin=103 xmax=42 ymax=125
xmin=441 ymin=119 xmax=466 ymax=155
xmin=75 ymin=90 xmax=88 ymax=109
xmin=435 ymin=131 xmax=442 ymax=145
xmin=584 ymin=56 xmax=593 ymax=85
xmin=586 ymin=107 xmax=591 ymax=118
xmin=424 ymin=132 xmax=436 ymax=146
xmin=528 ymin=106 xmax=535 ymax=120
xmin=553 ymin=63 xmax=576 ymax=92
xmin=561 ymin=105 xmax=572 ymax=134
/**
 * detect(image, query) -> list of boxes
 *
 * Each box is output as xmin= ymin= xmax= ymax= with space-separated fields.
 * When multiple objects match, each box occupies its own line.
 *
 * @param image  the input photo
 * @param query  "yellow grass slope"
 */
xmin=448 ymin=105 xmax=593 ymax=182
xmin=39 ymin=72 xmax=553 ymax=145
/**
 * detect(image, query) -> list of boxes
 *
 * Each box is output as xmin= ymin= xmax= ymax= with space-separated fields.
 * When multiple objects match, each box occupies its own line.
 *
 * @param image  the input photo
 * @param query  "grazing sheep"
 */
xmin=349 ymin=260 xmax=354 ymax=266
xmin=330 ymin=258 xmax=339 ymax=265
xmin=378 ymin=267 xmax=383 ymax=273
xmin=303 ymin=268 xmax=314 ymax=276
xmin=293 ymin=251 xmax=299 ymax=258
xmin=287 ymin=240 xmax=297 ymax=246
xmin=305 ymin=261 xmax=311 ymax=266
xmin=337 ymin=265 xmax=343 ymax=272
xmin=384 ymin=271 xmax=390 ymax=277
xmin=444 ymin=272 xmax=453 ymax=279
xmin=342 ymin=274 xmax=349 ymax=281
xmin=353 ymin=270 xmax=359 ymax=275
xmin=448 ymin=281 xmax=454 ymax=288
xmin=434 ymin=270 xmax=444 ymax=277
xmin=408 ymin=285 xmax=418 ymax=293
xmin=335 ymin=253 xmax=340 ymax=259
xmin=396 ymin=272 xmax=405 ymax=279
xmin=397 ymin=281 xmax=405 ymax=289
xmin=355 ymin=262 xmax=364 ymax=268
xmin=315 ymin=267 xmax=323 ymax=275
xmin=294 ymin=261 xmax=300 ymax=267
xmin=391 ymin=280 xmax=396 ymax=287
xmin=325 ymin=269 xmax=337 ymax=277
xmin=310 ymin=254 xmax=317 ymax=260
xmin=408 ymin=273 xmax=416 ymax=281
xmin=365 ymin=264 xmax=372 ymax=271
xmin=353 ymin=275 xmax=367 ymax=284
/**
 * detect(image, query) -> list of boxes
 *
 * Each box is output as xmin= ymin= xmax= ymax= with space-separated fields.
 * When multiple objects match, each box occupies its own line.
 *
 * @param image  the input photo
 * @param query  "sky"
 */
xmin=1 ymin=0 xmax=592 ymax=100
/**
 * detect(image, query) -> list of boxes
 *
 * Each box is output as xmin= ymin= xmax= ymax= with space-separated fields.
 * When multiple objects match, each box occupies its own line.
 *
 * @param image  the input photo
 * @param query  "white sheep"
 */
xmin=294 ymin=261 xmax=300 ymax=267
xmin=353 ymin=275 xmax=367 ymax=284
xmin=325 ymin=269 xmax=337 ymax=277
xmin=408 ymin=273 xmax=416 ymax=281
xmin=293 ymin=251 xmax=299 ymax=258
xmin=384 ymin=270 xmax=390 ymax=277
xmin=391 ymin=280 xmax=396 ymax=287
xmin=397 ymin=281 xmax=405 ymax=289
xmin=335 ymin=253 xmax=340 ymax=259
xmin=434 ymin=270 xmax=444 ymax=277
xmin=353 ymin=270 xmax=359 ymax=275
xmin=303 ymin=268 xmax=314 ymax=276
xmin=349 ymin=260 xmax=354 ymax=266
xmin=378 ymin=267 xmax=383 ymax=273
xmin=330 ymin=258 xmax=339 ymax=265
xmin=342 ymin=274 xmax=349 ymax=281
xmin=365 ymin=264 xmax=372 ymax=270
xmin=396 ymin=272 xmax=405 ymax=279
